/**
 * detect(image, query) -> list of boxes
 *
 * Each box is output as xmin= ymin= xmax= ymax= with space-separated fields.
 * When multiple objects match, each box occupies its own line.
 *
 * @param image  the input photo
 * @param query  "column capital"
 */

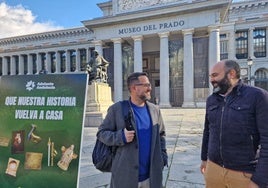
xmin=208 ymin=25 xmax=220 ymax=33
xmin=249 ymin=26 xmax=255 ymax=31
xmin=92 ymin=40 xmax=103 ymax=46
xmin=84 ymin=45 xmax=91 ymax=50
xmin=111 ymin=38 xmax=123 ymax=44
xmin=182 ymin=28 xmax=194 ymax=35
xmin=131 ymin=35 xmax=143 ymax=41
xmin=158 ymin=32 xmax=169 ymax=38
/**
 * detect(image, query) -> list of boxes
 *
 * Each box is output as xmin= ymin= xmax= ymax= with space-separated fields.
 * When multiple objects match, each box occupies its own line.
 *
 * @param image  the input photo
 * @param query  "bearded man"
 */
xmin=200 ymin=60 xmax=268 ymax=188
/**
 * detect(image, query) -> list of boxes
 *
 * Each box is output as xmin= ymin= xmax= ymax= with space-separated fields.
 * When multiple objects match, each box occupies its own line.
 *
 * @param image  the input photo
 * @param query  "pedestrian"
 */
xmin=97 ymin=72 xmax=168 ymax=188
xmin=200 ymin=60 xmax=268 ymax=188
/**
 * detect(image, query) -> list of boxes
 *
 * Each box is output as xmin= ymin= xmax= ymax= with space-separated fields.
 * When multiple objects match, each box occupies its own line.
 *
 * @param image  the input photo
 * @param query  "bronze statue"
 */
xmin=87 ymin=50 xmax=110 ymax=83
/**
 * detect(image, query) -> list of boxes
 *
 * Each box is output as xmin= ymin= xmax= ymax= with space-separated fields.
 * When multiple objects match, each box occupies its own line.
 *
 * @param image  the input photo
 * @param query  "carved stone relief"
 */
xmin=117 ymin=0 xmax=188 ymax=12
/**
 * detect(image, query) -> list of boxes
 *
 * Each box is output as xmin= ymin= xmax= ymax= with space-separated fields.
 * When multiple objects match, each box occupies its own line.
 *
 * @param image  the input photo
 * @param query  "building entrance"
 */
xmin=143 ymin=49 xmax=184 ymax=107
xmin=142 ymin=53 xmax=160 ymax=105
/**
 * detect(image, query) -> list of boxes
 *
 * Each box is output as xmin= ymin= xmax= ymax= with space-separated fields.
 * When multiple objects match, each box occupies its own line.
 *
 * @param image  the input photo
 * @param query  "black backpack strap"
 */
xmin=120 ymin=100 xmax=135 ymax=131
xmin=120 ymin=100 xmax=129 ymax=118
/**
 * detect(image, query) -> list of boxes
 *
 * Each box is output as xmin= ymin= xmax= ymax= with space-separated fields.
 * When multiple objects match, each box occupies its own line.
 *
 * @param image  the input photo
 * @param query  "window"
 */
xmin=51 ymin=53 xmax=56 ymax=73
xmin=41 ymin=53 xmax=46 ymax=71
xmin=32 ymin=54 xmax=37 ymax=74
xmin=15 ymin=56 xmax=19 ymax=75
xmin=220 ymin=34 xmax=228 ymax=60
xmin=60 ymin=51 xmax=66 ymax=72
xmin=254 ymin=28 xmax=266 ymax=57
xmin=70 ymin=50 xmax=76 ymax=72
xmin=255 ymin=68 xmax=268 ymax=91
xmin=235 ymin=31 xmax=248 ymax=59
xmin=23 ymin=55 xmax=28 ymax=75
xmin=0 ymin=57 xmax=2 ymax=76
xmin=193 ymin=37 xmax=209 ymax=88
xmin=80 ymin=49 xmax=87 ymax=71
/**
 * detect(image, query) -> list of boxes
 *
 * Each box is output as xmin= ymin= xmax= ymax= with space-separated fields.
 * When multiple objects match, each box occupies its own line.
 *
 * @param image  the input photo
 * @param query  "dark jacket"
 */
xmin=201 ymin=80 xmax=268 ymax=187
xmin=97 ymin=100 xmax=167 ymax=188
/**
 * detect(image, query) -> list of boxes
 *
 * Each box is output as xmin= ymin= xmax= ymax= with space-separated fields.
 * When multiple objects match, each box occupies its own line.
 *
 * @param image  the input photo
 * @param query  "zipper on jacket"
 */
xmin=219 ymin=98 xmax=226 ymax=167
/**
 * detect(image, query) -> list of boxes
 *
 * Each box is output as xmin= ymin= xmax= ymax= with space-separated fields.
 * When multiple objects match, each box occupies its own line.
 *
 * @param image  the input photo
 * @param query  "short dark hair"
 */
xmin=127 ymin=72 xmax=148 ymax=91
xmin=224 ymin=59 xmax=241 ymax=79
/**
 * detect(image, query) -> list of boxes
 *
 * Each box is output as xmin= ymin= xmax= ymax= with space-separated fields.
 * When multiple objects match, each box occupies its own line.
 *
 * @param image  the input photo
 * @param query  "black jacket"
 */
xmin=201 ymin=80 xmax=268 ymax=187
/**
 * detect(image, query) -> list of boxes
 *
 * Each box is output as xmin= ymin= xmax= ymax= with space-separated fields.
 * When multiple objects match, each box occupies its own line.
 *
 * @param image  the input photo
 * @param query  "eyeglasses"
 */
xmin=135 ymin=83 xmax=151 ymax=88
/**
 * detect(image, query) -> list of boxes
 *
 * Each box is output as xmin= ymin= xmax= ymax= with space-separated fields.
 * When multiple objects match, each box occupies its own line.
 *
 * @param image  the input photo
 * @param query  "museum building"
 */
xmin=0 ymin=0 xmax=268 ymax=107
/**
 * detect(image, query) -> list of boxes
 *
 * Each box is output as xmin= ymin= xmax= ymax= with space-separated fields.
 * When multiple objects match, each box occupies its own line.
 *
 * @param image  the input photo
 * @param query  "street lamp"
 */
xmin=247 ymin=57 xmax=253 ymax=85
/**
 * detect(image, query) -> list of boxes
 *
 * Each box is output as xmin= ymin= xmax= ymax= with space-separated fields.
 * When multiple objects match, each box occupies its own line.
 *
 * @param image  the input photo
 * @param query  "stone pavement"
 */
xmin=78 ymin=108 xmax=206 ymax=188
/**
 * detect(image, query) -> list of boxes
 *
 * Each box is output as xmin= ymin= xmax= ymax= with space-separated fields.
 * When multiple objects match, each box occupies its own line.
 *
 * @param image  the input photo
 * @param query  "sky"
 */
xmin=0 ymin=0 xmax=106 ymax=39
xmin=0 ymin=0 xmax=247 ymax=39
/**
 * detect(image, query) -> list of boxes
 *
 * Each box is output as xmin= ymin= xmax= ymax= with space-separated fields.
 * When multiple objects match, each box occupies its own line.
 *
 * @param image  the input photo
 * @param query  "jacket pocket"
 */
xmin=207 ymin=105 xmax=219 ymax=124
xmin=224 ymin=104 xmax=257 ymax=164
xmin=228 ymin=104 xmax=251 ymax=125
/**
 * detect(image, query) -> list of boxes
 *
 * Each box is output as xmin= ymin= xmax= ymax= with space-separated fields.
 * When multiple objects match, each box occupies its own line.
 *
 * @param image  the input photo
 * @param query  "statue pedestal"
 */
xmin=84 ymin=82 xmax=113 ymax=127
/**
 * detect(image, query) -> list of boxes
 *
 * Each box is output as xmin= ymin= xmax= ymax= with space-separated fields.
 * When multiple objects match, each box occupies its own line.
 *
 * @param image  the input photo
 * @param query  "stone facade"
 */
xmin=0 ymin=0 xmax=267 ymax=107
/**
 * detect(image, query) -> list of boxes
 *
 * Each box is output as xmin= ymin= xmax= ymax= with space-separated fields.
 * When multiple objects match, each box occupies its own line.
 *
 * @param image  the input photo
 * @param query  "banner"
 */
xmin=0 ymin=73 xmax=88 ymax=188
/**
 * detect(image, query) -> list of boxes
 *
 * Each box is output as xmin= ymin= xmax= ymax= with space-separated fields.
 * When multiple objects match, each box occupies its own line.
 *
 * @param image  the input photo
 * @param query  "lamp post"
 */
xmin=247 ymin=57 xmax=253 ymax=85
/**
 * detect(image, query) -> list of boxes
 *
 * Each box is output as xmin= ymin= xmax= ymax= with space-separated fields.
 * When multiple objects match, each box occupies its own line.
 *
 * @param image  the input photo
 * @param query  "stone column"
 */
xmin=55 ymin=51 xmax=61 ymax=73
xmin=18 ymin=55 xmax=24 ymax=75
xmin=248 ymin=27 xmax=255 ymax=58
xmin=75 ymin=49 xmax=80 ymax=72
xmin=112 ymin=38 xmax=123 ymax=102
xmin=208 ymin=26 xmax=220 ymax=93
xmin=10 ymin=56 xmax=16 ymax=75
xmin=132 ymin=35 xmax=143 ymax=72
xmin=28 ymin=54 xmax=33 ymax=75
xmin=228 ymin=24 xmax=236 ymax=60
xmin=248 ymin=27 xmax=255 ymax=86
xmin=36 ymin=53 xmax=42 ymax=74
xmin=266 ymin=27 xmax=268 ymax=57
xmin=182 ymin=29 xmax=196 ymax=107
xmin=2 ymin=56 xmax=8 ymax=75
xmin=266 ymin=27 xmax=268 ymax=58
xmin=93 ymin=40 xmax=103 ymax=56
xmin=158 ymin=32 xmax=171 ymax=107
xmin=65 ymin=50 xmax=71 ymax=72
xmin=86 ymin=47 xmax=91 ymax=63
xmin=46 ymin=52 xmax=51 ymax=73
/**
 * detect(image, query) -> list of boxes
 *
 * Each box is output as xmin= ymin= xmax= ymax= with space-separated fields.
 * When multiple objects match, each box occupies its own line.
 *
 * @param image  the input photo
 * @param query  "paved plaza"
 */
xmin=78 ymin=108 xmax=206 ymax=188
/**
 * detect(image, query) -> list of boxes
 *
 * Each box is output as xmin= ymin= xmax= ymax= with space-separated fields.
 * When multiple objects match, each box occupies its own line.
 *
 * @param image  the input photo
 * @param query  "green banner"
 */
xmin=0 ymin=73 xmax=88 ymax=188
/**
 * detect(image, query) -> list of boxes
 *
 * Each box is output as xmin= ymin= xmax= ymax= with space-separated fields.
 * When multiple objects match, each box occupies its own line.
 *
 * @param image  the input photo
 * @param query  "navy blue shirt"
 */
xmin=131 ymin=102 xmax=152 ymax=182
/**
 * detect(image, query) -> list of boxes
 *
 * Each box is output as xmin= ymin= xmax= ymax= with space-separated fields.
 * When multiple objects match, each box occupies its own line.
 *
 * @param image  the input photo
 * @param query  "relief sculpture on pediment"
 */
xmin=117 ymin=0 xmax=187 ymax=12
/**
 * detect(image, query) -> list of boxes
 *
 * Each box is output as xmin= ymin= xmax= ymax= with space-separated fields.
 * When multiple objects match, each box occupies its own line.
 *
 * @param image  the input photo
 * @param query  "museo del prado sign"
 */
xmin=118 ymin=19 xmax=185 ymax=35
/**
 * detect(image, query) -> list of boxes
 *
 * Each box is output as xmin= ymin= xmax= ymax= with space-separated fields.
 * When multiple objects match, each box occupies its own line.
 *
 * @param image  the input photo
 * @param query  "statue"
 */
xmin=57 ymin=144 xmax=78 ymax=171
xmin=87 ymin=50 xmax=110 ymax=83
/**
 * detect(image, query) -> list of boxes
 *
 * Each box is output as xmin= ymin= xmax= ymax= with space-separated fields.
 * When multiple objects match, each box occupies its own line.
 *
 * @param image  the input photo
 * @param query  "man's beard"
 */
xmin=139 ymin=92 xmax=151 ymax=101
xmin=212 ymin=74 xmax=232 ymax=95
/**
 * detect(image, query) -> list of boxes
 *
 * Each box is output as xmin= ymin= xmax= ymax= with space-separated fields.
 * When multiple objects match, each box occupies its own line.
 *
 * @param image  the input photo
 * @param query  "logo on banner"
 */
xmin=26 ymin=80 xmax=56 ymax=91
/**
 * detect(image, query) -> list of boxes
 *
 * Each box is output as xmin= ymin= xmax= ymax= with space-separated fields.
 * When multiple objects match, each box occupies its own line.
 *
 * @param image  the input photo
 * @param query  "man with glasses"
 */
xmin=97 ymin=72 xmax=168 ymax=188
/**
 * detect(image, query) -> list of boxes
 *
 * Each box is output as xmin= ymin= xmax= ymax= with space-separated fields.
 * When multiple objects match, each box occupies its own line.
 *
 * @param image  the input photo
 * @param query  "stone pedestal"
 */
xmin=84 ymin=82 xmax=113 ymax=127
